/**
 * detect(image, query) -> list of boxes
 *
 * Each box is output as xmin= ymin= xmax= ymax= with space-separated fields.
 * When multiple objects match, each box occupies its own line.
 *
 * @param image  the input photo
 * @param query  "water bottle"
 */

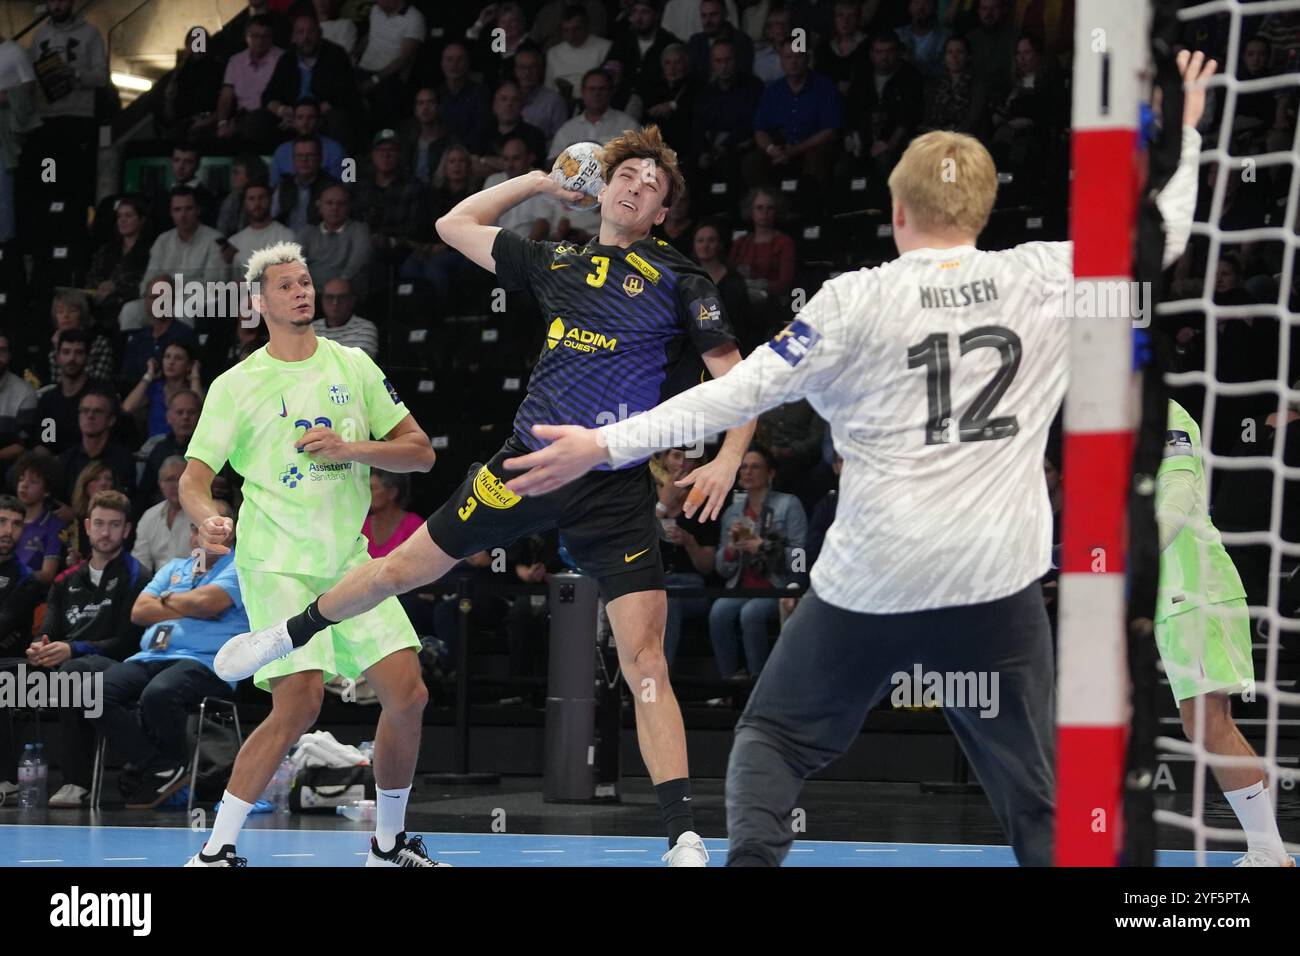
xmin=336 ymin=799 xmax=375 ymax=823
xmin=17 ymin=745 xmax=37 ymax=810
xmin=274 ymin=757 xmax=295 ymax=814
xmin=357 ymin=741 xmax=374 ymax=766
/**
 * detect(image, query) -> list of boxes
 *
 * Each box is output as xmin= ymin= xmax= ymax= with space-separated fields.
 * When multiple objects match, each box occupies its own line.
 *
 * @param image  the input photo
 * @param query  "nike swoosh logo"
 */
xmin=279 ymin=395 xmax=287 ymax=417
xmin=550 ymin=262 xmax=571 ymax=270
xmin=1246 ymin=791 xmax=1262 ymax=800
xmin=624 ymin=548 xmax=650 ymax=563
xmin=381 ymin=793 xmax=402 ymax=799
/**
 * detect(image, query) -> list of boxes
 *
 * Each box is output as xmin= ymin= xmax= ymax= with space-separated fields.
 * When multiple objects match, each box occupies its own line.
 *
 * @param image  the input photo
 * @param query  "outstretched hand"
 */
xmin=1178 ymin=49 xmax=1218 ymax=129
xmin=502 ymin=424 xmax=612 ymax=497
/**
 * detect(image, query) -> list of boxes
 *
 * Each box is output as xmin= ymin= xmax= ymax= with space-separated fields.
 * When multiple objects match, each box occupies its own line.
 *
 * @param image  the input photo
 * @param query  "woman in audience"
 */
xmin=709 ymin=445 xmax=807 ymax=681
xmin=12 ymin=451 xmax=67 ymax=586
xmin=399 ymin=145 xmax=478 ymax=305
xmin=923 ymin=35 xmax=987 ymax=135
xmin=816 ymin=0 xmax=869 ymax=97
xmin=988 ymin=34 xmax=1066 ymax=178
xmin=63 ymin=460 xmax=119 ymax=567
xmin=730 ymin=187 xmax=795 ymax=303
xmin=362 ymin=469 xmax=424 ymax=559
xmin=654 ymin=448 xmax=719 ymax=668
xmin=691 ymin=221 xmax=755 ymax=353
xmin=122 ymin=340 xmax=204 ymax=439
xmin=85 ymin=196 xmax=151 ymax=334
xmin=45 ymin=290 xmax=116 ymax=386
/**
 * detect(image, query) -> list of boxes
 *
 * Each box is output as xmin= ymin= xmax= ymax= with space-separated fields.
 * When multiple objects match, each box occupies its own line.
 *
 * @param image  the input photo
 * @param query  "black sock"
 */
xmin=285 ymin=598 xmax=336 ymax=648
xmin=654 ymin=777 xmax=695 ymax=847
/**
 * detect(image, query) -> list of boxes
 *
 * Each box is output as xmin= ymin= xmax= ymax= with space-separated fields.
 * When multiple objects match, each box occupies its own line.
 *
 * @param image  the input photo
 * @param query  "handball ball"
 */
xmin=550 ymin=142 xmax=605 ymax=211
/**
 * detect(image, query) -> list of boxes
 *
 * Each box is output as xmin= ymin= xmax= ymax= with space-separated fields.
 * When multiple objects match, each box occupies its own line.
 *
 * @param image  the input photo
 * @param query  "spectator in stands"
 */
xmin=506 ymin=531 xmax=563 ymax=681
xmin=64 ymin=460 xmax=121 ymax=566
xmin=133 ymin=188 xmax=226 ymax=330
xmin=399 ymin=145 xmax=480 ymax=305
xmin=271 ymin=136 xmax=340 ymax=230
xmin=263 ymin=15 xmax=359 ymax=150
xmin=312 ymin=278 xmax=380 ymax=357
xmin=27 ymin=489 xmax=148 ymax=808
xmin=689 ymin=0 xmax=753 ymax=79
xmin=756 ymin=398 xmax=827 ymax=502
xmin=845 ymin=32 xmax=924 ymax=191
xmin=752 ymin=6 xmax=792 ymax=85
xmin=988 ymin=34 xmax=1066 ymax=182
xmin=27 ymin=0 xmax=108 ymax=217
xmin=746 ymin=38 xmax=841 ymax=189
xmin=44 ymin=291 xmax=115 ymax=386
xmin=313 ymin=0 xmax=357 ymax=57
xmin=122 ymin=341 xmax=205 ymax=441
xmin=965 ymin=0 xmax=1017 ymax=97
xmin=730 ymin=187 xmax=795 ymax=301
xmin=12 ymin=450 xmax=68 ymax=586
xmin=298 ymin=183 xmax=372 ymax=298
xmin=437 ymin=40 xmax=493 ymax=147
xmin=1255 ymin=10 xmax=1300 ymax=72
xmin=119 ymin=276 xmax=200 ymax=389
xmin=465 ymin=2 xmax=530 ymax=86
xmin=0 ymin=30 xmax=38 ymax=244
xmin=605 ymin=0 xmax=680 ymax=118
xmin=923 ymin=35 xmax=987 ymax=135
xmin=362 ymin=469 xmax=423 ymax=558
xmin=86 ymin=196 xmax=151 ymax=330
xmin=202 ymin=315 xmax=268 ymax=380
xmin=549 ymin=68 xmax=637 ymax=160
xmin=147 ymin=144 xmax=218 ymax=236
xmin=710 ymin=445 xmax=807 ymax=680
xmin=357 ymin=0 xmax=426 ymax=131
xmin=483 ymin=135 xmax=556 ymax=241
xmin=132 ymin=456 xmax=192 ymax=576
xmin=215 ymin=14 xmax=284 ymax=149
xmin=655 ymin=448 xmax=719 ymax=667
xmin=136 ymin=389 xmax=202 ymax=508
xmin=815 ymin=1 xmax=869 ymax=97
xmin=781 ymin=451 xmax=842 ymax=623
xmin=212 ymin=0 xmax=292 ymax=59
xmin=401 ymin=87 xmax=458 ymax=185
xmin=107 ymin=502 xmax=245 ymax=809
xmin=269 ymin=99 xmax=345 ymax=182
xmin=547 ymin=6 xmax=613 ymax=101
xmin=1231 ymin=36 xmax=1285 ymax=156
xmin=0 ymin=494 xmax=43 ymax=658
xmin=657 ymin=184 xmax=696 ymax=254
xmin=533 ymin=0 xmax=610 ymax=50
xmin=896 ymin=0 xmax=949 ymax=81
xmin=215 ymin=154 xmax=269 ymax=237
xmin=691 ymin=221 xmax=753 ymax=352
xmin=516 ymin=44 xmax=571 ymax=140
xmin=693 ymin=38 xmax=762 ymax=184
xmin=58 ymin=386 xmax=137 ymax=501
xmin=640 ymin=43 xmax=699 ymax=155
xmin=37 ymin=330 xmax=106 ymax=455
xmin=224 ymin=181 xmax=298 ymax=279
xmin=156 ymin=31 xmax=226 ymax=143
xmin=0 ymin=333 xmax=37 ymax=465
xmin=662 ymin=0 xmax=738 ymax=43
xmin=471 ymin=81 xmax=548 ymax=179
xmin=353 ymin=128 xmax=432 ymax=270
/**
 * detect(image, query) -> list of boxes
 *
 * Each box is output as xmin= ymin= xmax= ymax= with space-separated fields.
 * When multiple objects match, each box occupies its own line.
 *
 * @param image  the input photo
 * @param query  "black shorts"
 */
xmin=425 ymin=437 xmax=665 ymax=602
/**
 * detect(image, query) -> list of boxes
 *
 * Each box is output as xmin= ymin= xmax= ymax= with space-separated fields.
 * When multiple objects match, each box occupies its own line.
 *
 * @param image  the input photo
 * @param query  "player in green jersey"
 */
xmin=178 ymin=241 xmax=446 ymax=867
xmin=1156 ymin=400 xmax=1293 ymax=866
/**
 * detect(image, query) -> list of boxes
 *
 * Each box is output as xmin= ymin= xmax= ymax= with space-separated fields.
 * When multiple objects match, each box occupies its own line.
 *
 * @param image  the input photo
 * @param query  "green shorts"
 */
xmin=1155 ymin=598 xmax=1255 ymax=703
xmin=237 ymin=550 xmax=420 ymax=692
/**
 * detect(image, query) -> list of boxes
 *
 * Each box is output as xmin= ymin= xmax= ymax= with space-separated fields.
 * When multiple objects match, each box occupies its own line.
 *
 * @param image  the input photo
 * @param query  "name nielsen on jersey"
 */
xmin=919 ymin=278 xmax=1000 ymax=309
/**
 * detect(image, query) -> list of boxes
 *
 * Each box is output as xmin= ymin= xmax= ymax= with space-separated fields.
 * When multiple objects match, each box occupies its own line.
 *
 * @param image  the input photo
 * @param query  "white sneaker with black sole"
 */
xmin=366 ymin=833 xmax=452 ymax=867
xmin=215 ymin=621 xmax=294 ymax=681
xmin=49 ymin=783 xmax=89 ymax=808
xmin=184 ymin=844 xmax=247 ymax=867
xmin=662 ymin=831 xmax=709 ymax=867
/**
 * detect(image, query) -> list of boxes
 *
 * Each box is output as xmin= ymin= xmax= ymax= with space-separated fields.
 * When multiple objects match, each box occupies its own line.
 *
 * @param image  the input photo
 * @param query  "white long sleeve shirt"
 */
xmin=599 ymin=127 xmax=1202 ymax=614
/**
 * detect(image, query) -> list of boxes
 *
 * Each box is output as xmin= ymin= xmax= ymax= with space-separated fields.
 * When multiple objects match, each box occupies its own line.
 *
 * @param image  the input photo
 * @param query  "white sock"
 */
xmin=1224 ymin=781 xmax=1288 ymax=861
xmin=203 ymin=790 xmax=254 ymax=857
xmin=374 ymin=785 xmax=411 ymax=853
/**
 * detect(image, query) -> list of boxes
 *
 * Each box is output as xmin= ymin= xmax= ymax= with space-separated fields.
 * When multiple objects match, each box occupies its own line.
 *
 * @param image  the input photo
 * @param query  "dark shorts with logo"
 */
xmin=425 ymin=436 xmax=665 ymax=602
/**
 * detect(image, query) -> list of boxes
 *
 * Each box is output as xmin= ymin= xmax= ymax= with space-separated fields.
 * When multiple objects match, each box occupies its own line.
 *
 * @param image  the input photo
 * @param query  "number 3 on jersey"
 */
xmin=586 ymin=255 xmax=610 ymax=288
xmin=906 ymin=326 xmax=1021 ymax=445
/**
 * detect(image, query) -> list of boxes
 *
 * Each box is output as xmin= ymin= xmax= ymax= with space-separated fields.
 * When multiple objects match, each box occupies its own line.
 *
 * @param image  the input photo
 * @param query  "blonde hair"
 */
xmin=244 ymin=240 xmax=307 ymax=286
xmin=600 ymin=124 xmax=686 ymax=207
xmin=887 ymin=131 xmax=997 ymax=237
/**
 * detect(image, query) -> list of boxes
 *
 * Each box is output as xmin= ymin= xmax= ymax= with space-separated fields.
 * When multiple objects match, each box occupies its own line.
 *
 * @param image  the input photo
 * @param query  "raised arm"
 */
xmin=436 ymin=170 xmax=584 ymax=271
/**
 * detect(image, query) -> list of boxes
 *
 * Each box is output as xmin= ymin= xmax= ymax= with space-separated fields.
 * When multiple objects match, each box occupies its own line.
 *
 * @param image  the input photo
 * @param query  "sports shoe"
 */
xmin=184 ymin=844 xmax=247 ymax=867
xmin=365 ymin=832 xmax=452 ymax=867
xmin=0 ymin=780 xmax=18 ymax=797
xmin=215 ymin=620 xmax=293 ymax=681
xmin=125 ymin=766 xmax=189 ymax=809
xmin=1233 ymin=849 xmax=1296 ymax=867
xmin=49 ymin=783 xmax=89 ymax=808
xmin=662 ymin=830 xmax=709 ymax=867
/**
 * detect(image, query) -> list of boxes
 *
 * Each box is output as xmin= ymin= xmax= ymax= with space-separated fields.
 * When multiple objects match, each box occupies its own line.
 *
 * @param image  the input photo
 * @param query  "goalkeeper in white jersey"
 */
xmin=501 ymin=52 xmax=1216 ymax=865
xmin=1156 ymin=400 xmax=1294 ymax=867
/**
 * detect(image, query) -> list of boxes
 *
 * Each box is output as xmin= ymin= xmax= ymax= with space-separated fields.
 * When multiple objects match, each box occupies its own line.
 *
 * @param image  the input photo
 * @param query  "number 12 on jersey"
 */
xmin=906 ymin=326 xmax=1022 ymax=445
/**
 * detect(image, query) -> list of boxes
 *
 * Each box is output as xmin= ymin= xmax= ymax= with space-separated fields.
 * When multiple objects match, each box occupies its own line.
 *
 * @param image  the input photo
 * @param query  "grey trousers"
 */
xmin=725 ymin=583 xmax=1056 ymax=866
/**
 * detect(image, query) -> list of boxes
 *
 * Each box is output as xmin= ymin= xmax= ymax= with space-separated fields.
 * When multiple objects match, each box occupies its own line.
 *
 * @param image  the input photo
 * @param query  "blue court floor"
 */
xmin=0 ymin=824 xmax=1245 ymax=866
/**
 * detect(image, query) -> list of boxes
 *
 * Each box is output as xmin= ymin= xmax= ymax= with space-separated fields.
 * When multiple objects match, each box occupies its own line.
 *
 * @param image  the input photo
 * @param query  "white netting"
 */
xmin=1153 ymin=0 xmax=1300 ymax=865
